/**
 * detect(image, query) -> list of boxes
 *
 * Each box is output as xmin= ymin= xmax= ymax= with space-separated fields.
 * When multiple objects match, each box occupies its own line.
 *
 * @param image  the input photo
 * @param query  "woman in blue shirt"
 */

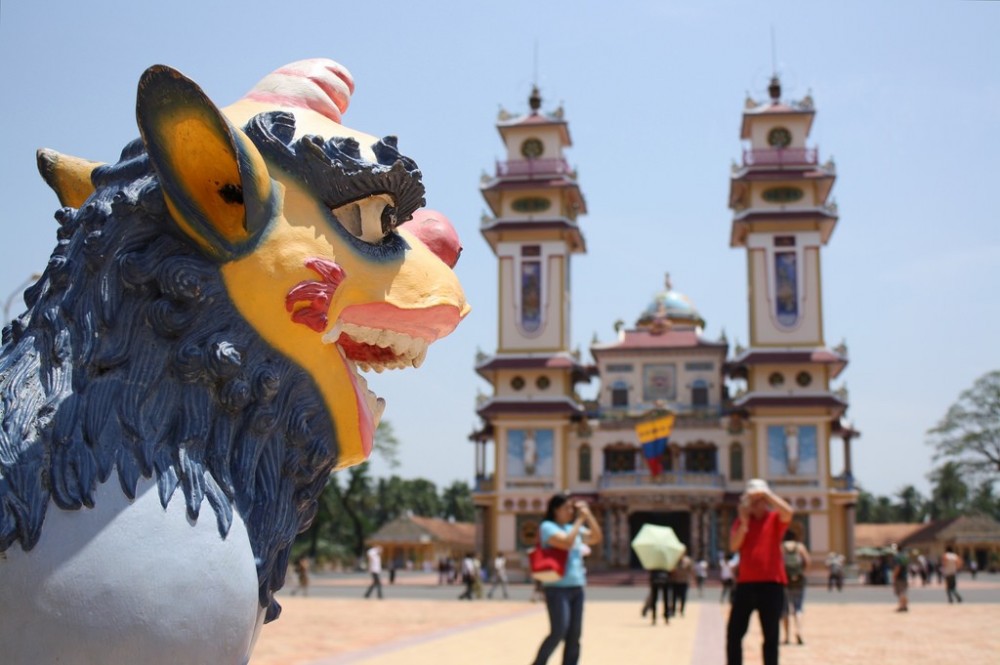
xmin=531 ymin=493 xmax=603 ymax=665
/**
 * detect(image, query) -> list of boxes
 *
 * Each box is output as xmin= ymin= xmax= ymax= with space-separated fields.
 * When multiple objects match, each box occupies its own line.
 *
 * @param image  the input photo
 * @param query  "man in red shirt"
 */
xmin=726 ymin=478 xmax=794 ymax=665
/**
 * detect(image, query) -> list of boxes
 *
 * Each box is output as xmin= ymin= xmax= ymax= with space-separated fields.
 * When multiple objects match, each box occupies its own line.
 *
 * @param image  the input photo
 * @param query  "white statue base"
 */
xmin=0 ymin=477 xmax=264 ymax=664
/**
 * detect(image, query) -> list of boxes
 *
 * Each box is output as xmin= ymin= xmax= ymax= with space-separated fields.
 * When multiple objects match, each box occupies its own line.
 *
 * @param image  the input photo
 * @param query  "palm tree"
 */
xmin=895 ymin=485 xmax=926 ymax=523
xmin=927 ymin=462 xmax=969 ymax=520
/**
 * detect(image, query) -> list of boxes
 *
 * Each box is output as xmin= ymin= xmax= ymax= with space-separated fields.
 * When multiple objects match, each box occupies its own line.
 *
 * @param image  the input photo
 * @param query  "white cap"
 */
xmin=746 ymin=478 xmax=770 ymax=493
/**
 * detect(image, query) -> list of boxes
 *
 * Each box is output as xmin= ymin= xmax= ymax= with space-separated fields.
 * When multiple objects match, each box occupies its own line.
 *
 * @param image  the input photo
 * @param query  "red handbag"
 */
xmin=529 ymin=532 xmax=568 ymax=582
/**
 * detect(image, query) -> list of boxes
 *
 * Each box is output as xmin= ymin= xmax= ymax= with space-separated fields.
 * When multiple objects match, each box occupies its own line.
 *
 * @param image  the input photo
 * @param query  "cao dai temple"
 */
xmin=470 ymin=76 xmax=860 ymax=574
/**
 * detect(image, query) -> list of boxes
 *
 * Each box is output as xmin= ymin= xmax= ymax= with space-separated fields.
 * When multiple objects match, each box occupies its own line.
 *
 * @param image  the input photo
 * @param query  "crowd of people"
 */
xmin=284 ymin=482 xmax=982 ymax=665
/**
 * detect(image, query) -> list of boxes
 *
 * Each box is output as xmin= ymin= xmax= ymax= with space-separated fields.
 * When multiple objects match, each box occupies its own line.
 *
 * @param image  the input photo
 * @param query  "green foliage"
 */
xmin=969 ymin=480 xmax=1000 ymax=521
xmin=895 ymin=485 xmax=927 ymax=523
xmin=927 ymin=461 xmax=969 ymax=520
xmin=927 ymin=370 xmax=1000 ymax=477
xmin=441 ymin=481 xmax=476 ymax=522
xmin=291 ymin=419 xmax=476 ymax=566
xmin=854 ymin=481 xmax=931 ymax=524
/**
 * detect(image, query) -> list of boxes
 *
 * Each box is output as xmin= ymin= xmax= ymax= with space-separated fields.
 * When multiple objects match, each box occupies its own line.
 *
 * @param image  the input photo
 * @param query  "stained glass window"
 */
xmin=774 ymin=251 xmax=798 ymax=326
xmin=521 ymin=260 xmax=541 ymax=332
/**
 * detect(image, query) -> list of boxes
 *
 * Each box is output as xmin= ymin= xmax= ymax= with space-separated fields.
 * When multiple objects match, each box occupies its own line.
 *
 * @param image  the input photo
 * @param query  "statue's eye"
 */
xmin=331 ymin=194 xmax=398 ymax=244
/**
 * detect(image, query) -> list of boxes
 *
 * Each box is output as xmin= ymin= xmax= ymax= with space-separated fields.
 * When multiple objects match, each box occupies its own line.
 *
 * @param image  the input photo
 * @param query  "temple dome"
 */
xmin=636 ymin=273 xmax=705 ymax=330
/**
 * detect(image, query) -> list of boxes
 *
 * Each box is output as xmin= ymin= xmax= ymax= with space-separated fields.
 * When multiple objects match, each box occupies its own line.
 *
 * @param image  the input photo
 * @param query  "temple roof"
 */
xmin=635 ymin=273 xmax=705 ymax=330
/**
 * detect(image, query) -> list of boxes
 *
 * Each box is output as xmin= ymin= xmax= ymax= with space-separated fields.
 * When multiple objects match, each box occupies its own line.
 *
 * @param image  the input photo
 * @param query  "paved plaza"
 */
xmin=250 ymin=573 xmax=1000 ymax=664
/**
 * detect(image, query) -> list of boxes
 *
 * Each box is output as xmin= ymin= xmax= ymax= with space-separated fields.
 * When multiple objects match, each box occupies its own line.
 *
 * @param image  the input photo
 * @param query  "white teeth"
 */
xmin=324 ymin=318 xmax=433 ymax=428
xmin=322 ymin=319 xmax=344 ymax=344
xmin=328 ymin=321 xmax=430 ymax=373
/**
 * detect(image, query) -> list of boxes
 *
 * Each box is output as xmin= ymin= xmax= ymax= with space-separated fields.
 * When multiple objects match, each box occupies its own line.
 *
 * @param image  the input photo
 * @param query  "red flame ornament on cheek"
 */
xmin=285 ymin=258 xmax=347 ymax=332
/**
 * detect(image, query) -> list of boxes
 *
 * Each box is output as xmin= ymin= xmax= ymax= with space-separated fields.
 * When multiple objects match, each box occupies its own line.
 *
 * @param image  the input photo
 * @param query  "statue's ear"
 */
xmin=36 ymin=149 xmax=103 ymax=208
xmin=136 ymin=65 xmax=276 ymax=261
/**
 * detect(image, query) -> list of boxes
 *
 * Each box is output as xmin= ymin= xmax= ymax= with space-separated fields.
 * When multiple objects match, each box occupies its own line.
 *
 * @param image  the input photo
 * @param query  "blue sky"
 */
xmin=1 ymin=1 xmax=998 ymax=499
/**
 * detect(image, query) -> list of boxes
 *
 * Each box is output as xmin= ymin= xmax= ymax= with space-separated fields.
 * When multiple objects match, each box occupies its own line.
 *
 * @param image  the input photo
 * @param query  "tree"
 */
xmin=856 ymin=488 xmax=876 ymax=523
xmin=441 ymin=481 xmax=475 ymax=522
xmin=927 ymin=370 xmax=1000 ymax=477
xmin=303 ymin=420 xmax=401 ymax=564
xmin=895 ymin=485 xmax=926 ymax=523
xmin=927 ymin=461 xmax=969 ymax=520
xmin=405 ymin=478 xmax=443 ymax=517
xmin=969 ymin=480 xmax=1000 ymax=521
xmin=371 ymin=420 xmax=401 ymax=469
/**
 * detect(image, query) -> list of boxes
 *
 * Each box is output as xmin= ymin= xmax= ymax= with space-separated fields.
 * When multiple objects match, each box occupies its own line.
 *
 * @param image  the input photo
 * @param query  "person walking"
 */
xmin=458 ymin=552 xmax=476 ymax=600
xmin=890 ymin=544 xmax=909 ymax=612
xmin=487 ymin=551 xmax=510 ymax=599
xmin=363 ymin=545 xmax=384 ymax=600
xmin=780 ymin=532 xmax=810 ymax=645
xmin=825 ymin=551 xmax=844 ymax=591
xmin=726 ymin=478 xmax=793 ymax=665
xmin=669 ymin=554 xmax=692 ymax=618
xmin=941 ymin=545 xmax=964 ymax=604
xmin=694 ymin=558 xmax=709 ymax=598
xmin=530 ymin=493 xmax=603 ymax=665
xmin=719 ymin=552 xmax=735 ymax=604
xmin=290 ymin=556 xmax=310 ymax=596
xmin=645 ymin=568 xmax=671 ymax=625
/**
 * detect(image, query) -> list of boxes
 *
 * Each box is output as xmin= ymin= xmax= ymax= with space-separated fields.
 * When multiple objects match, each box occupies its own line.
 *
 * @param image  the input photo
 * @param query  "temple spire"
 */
xmin=529 ymin=85 xmax=542 ymax=113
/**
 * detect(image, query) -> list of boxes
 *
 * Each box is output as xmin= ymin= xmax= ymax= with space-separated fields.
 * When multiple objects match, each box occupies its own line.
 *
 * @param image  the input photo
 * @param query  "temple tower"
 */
xmin=471 ymin=86 xmax=590 ymax=562
xmin=727 ymin=76 xmax=857 ymax=559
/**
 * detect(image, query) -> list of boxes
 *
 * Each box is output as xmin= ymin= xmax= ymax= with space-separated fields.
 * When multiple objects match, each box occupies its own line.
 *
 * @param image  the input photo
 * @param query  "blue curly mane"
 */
xmin=0 ymin=137 xmax=339 ymax=622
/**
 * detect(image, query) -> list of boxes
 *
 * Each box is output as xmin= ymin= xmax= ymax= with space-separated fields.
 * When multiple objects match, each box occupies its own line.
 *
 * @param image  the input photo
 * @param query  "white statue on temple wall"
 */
xmin=785 ymin=425 xmax=800 ymax=474
xmin=524 ymin=431 xmax=537 ymax=475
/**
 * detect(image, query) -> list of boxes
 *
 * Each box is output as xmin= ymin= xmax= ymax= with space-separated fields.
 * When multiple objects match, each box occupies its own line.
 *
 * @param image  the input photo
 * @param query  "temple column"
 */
xmin=845 ymin=503 xmax=857 ymax=566
xmin=618 ymin=507 xmax=631 ymax=566
xmin=843 ymin=432 xmax=855 ymax=489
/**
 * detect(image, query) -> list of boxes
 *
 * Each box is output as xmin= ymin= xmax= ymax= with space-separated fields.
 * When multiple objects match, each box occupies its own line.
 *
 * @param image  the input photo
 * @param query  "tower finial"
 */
xmin=529 ymin=85 xmax=542 ymax=112
xmin=769 ymin=26 xmax=781 ymax=102
xmin=665 ymin=272 xmax=672 ymax=291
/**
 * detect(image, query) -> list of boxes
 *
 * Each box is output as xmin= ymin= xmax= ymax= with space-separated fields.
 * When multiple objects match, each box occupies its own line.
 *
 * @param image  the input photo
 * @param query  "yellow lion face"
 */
xmin=132 ymin=62 xmax=469 ymax=469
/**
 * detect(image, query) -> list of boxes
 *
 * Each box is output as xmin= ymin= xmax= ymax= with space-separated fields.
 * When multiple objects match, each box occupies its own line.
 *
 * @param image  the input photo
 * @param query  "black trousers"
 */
xmin=726 ymin=582 xmax=784 ymax=665
xmin=670 ymin=582 xmax=689 ymax=616
xmin=648 ymin=582 xmax=670 ymax=620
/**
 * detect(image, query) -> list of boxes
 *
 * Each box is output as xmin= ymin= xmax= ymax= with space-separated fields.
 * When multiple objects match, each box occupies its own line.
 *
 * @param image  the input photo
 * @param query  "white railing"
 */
xmin=742 ymin=147 xmax=818 ymax=167
xmin=598 ymin=471 xmax=724 ymax=489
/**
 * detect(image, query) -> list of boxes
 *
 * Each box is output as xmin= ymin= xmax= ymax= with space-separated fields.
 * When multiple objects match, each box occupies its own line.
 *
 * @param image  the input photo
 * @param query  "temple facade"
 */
xmin=471 ymin=76 xmax=859 ymax=576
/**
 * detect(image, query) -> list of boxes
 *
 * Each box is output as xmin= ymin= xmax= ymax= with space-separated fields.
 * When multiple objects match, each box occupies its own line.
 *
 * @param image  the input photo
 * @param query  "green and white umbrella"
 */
xmin=631 ymin=524 xmax=686 ymax=571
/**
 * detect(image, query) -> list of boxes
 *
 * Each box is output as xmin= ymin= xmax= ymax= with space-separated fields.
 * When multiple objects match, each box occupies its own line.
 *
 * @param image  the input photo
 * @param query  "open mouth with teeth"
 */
xmin=285 ymin=254 xmax=465 ymax=464
xmin=321 ymin=319 xmax=430 ymax=458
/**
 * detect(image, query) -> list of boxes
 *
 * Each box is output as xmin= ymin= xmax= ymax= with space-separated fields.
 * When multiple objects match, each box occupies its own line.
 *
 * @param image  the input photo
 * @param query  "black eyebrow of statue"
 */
xmin=244 ymin=111 xmax=426 ymax=222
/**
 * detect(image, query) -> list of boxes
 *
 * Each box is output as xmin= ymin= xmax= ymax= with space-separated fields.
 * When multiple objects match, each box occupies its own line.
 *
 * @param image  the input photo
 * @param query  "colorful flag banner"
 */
xmin=635 ymin=415 xmax=675 ymax=476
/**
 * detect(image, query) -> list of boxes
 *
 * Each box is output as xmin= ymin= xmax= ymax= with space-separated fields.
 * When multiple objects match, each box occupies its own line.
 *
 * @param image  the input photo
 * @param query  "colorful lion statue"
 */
xmin=0 ymin=59 xmax=468 ymax=664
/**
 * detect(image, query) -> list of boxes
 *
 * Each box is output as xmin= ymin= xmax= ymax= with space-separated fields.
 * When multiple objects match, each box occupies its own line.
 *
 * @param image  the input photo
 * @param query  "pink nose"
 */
xmin=401 ymin=208 xmax=463 ymax=268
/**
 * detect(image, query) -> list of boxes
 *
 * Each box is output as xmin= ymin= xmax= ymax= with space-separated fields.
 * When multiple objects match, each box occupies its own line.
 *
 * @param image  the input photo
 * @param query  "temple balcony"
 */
xmin=592 ymin=404 xmax=724 ymax=429
xmin=742 ymin=147 xmax=818 ymax=167
xmin=495 ymin=157 xmax=575 ymax=178
xmin=598 ymin=470 xmax=725 ymax=490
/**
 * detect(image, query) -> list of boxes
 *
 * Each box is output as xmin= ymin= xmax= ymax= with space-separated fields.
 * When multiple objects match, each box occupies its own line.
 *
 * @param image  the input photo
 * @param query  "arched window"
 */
xmin=729 ymin=443 xmax=744 ymax=481
xmin=578 ymin=444 xmax=592 ymax=482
